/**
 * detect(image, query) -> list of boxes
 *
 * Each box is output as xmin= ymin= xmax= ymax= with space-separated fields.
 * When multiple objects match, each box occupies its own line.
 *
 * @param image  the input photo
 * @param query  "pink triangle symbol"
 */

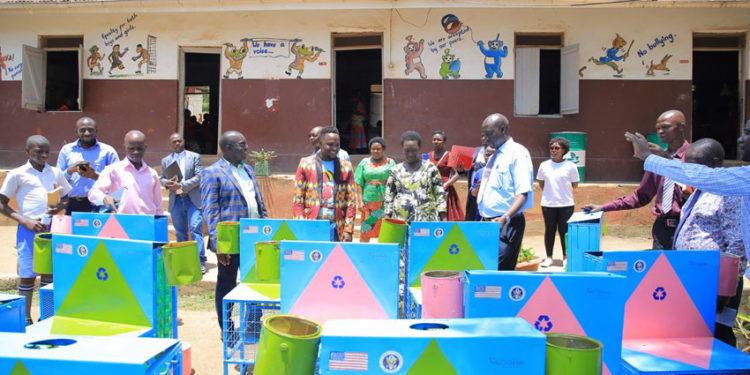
xmin=289 ymin=244 xmax=388 ymax=324
xmin=623 ymin=253 xmax=712 ymax=340
xmin=517 ymin=277 xmax=586 ymax=336
xmin=98 ymin=216 xmax=129 ymax=239
xmin=603 ymin=362 xmax=612 ymax=375
xmin=624 ymin=337 xmax=714 ymax=369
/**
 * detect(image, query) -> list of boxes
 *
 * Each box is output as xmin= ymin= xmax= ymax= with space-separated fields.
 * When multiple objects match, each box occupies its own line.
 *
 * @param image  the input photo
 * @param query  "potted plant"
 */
xmin=515 ymin=246 xmax=542 ymax=271
xmin=249 ymin=148 xmax=277 ymax=176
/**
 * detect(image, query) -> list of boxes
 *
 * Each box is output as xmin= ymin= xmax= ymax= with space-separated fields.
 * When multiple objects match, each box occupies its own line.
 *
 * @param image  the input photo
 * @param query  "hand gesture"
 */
xmin=165 ymin=176 xmax=182 ymax=192
xmin=22 ymin=217 xmax=46 ymax=233
xmin=103 ymin=195 xmax=118 ymax=212
xmin=624 ymin=132 xmax=652 ymax=160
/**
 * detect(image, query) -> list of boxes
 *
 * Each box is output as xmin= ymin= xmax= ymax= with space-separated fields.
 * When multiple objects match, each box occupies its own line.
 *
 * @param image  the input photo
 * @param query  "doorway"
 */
xmin=180 ymin=48 xmax=221 ymax=155
xmin=692 ymin=34 xmax=744 ymax=160
xmin=332 ymin=33 xmax=383 ymax=155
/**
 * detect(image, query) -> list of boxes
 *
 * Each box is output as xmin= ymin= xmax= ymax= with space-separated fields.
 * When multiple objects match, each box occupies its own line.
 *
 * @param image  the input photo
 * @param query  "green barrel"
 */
xmin=551 ymin=132 xmax=586 ymax=182
xmin=216 ymin=221 xmax=240 ymax=254
xmin=254 ymin=314 xmax=322 ymax=375
xmin=33 ymin=233 xmax=53 ymax=274
xmin=378 ymin=218 xmax=408 ymax=248
xmin=255 ymin=241 xmax=281 ymax=283
xmin=162 ymin=241 xmax=202 ymax=286
xmin=546 ymin=333 xmax=602 ymax=375
xmin=647 ymin=133 xmax=668 ymax=150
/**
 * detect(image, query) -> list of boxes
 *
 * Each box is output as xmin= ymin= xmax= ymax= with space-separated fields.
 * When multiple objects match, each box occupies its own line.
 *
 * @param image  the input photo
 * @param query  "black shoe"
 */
xmin=25 ymin=318 xmax=33 ymax=326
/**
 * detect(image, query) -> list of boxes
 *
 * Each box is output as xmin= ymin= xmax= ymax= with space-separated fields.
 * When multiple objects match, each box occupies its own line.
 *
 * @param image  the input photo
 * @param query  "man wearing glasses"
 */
xmin=583 ymin=110 xmax=690 ymax=250
xmin=201 ymin=130 xmax=267 ymax=332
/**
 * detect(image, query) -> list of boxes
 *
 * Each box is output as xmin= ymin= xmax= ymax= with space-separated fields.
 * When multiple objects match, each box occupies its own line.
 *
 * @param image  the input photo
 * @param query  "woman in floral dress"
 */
xmin=355 ymin=137 xmax=396 ymax=241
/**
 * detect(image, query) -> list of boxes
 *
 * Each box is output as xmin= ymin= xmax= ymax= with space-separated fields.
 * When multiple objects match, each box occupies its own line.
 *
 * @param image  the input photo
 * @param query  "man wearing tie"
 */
xmin=583 ymin=110 xmax=690 ymax=250
xmin=161 ymin=133 xmax=205 ymax=273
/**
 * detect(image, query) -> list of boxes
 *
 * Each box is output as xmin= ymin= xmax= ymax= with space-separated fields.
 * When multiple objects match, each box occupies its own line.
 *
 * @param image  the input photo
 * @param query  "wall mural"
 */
xmin=639 ymin=33 xmax=676 ymax=76
xmin=477 ymin=34 xmax=508 ymax=79
xmin=587 ymin=33 xmax=634 ymax=77
xmin=222 ymin=37 xmax=325 ymax=79
xmin=439 ymin=48 xmax=461 ymax=79
xmin=95 ymin=13 xmax=157 ymax=77
xmin=404 ymin=35 xmax=427 ymax=79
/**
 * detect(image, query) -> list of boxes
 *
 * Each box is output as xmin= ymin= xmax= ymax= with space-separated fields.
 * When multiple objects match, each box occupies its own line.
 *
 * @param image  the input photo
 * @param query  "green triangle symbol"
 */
xmin=54 ymin=241 xmax=151 ymax=331
xmin=247 ymin=283 xmax=280 ymax=300
xmin=411 ymin=224 xmax=485 ymax=287
xmin=271 ymin=221 xmax=297 ymax=241
xmin=407 ymin=339 xmax=458 ymax=375
xmin=241 ymin=265 xmax=257 ymax=283
xmin=10 ymin=361 xmax=31 ymax=375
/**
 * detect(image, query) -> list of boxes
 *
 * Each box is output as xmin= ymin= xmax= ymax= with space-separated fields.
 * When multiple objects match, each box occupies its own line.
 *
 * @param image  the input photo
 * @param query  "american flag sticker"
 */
xmin=474 ymin=285 xmax=502 ymax=299
xmin=329 ymin=351 xmax=368 ymax=371
xmin=413 ymin=228 xmax=429 ymax=237
xmin=607 ymin=261 xmax=627 ymax=272
xmin=55 ymin=243 xmax=73 ymax=254
xmin=284 ymin=249 xmax=305 ymax=261
xmin=74 ymin=219 xmax=89 ymax=227
xmin=243 ymin=225 xmax=259 ymax=234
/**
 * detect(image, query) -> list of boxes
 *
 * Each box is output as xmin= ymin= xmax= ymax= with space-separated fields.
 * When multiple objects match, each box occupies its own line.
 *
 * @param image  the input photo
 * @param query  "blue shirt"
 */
xmin=56 ymin=140 xmax=119 ymax=198
xmin=645 ymin=154 xmax=750 ymax=277
xmin=477 ymin=138 xmax=534 ymax=218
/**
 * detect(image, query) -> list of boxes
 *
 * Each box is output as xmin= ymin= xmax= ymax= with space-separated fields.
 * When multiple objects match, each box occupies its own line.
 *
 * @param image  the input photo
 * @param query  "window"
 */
xmin=514 ymin=33 xmax=578 ymax=116
xmin=22 ymin=35 xmax=83 ymax=111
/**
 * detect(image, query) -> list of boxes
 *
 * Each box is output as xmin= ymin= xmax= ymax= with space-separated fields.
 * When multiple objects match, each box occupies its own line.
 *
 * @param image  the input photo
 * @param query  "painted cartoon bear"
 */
xmin=477 ymin=34 xmax=508 ymax=79
xmin=403 ymin=35 xmax=427 ymax=79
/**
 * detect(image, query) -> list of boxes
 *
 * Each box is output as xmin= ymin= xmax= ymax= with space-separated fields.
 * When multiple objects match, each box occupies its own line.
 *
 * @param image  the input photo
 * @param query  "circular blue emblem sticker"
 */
xmin=434 ymin=228 xmax=444 ymax=238
xmin=262 ymin=225 xmax=272 ymax=235
xmin=379 ymin=350 xmax=403 ymax=373
xmin=509 ymin=285 xmax=525 ymax=301
xmin=92 ymin=219 xmax=102 ymax=229
xmin=310 ymin=250 xmax=322 ymax=263
xmin=77 ymin=245 xmax=88 ymax=257
xmin=633 ymin=259 xmax=646 ymax=273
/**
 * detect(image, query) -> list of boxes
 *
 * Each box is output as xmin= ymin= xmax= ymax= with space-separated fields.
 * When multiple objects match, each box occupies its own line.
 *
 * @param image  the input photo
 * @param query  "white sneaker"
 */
xmin=541 ymin=258 xmax=553 ymax=268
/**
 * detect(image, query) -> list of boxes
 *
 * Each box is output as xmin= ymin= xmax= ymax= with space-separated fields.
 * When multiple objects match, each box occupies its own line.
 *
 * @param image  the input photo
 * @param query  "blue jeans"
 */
xmin=171 ymin=195 xmax=205 ymax=264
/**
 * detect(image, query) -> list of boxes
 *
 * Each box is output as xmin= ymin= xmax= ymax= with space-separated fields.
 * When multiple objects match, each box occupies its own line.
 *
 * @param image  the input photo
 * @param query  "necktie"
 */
xmin=661 ymin=177 xmax=674 ymax=214
xmin=477 ymin=153 xmax=496 ymax=205
xmin=673 ymin=189 xmax=702 ymax=247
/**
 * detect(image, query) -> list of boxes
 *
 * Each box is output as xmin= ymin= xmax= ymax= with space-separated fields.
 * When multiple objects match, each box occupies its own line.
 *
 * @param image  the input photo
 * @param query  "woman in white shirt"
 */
xmin=537 ymin=137 xmax=580 ymax=268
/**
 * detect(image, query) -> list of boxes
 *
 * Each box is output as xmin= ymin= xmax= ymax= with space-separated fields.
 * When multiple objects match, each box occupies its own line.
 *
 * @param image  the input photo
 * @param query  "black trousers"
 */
xmin=541 ymin=206 xmax=575 ymax=258
xmin=215 ymin=252 xmax=240 ymax=331
xmin=651 ymin=217 xmax=678 ymax=250
xmin=496 ymin=214 xmax=526 ymax=270
xmin=65 ymin=197 xmax=99 ymax=215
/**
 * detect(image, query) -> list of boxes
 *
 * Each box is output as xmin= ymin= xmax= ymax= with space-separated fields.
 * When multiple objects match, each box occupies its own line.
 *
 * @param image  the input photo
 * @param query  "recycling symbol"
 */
xmin=534 ymin=315 xmax=553 ymax=332
xmin=449 ymin=244 xmax=460 ymax=254
xmin=652 ymin=287 xmax=667 ymax=301
xmin=331 ymin=275 xmax=345 ymax=289
xmin=96 ymin=267 xmax=109 ymax=281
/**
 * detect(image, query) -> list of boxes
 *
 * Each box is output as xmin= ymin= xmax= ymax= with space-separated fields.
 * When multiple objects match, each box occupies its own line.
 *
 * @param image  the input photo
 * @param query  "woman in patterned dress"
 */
xmin=428 ymin=131 xmax=464 ymax=221
xmin=354 ymin=137 xmax=396 ymax=242
xmin=384 ymin=131 xmax=447 ymax=222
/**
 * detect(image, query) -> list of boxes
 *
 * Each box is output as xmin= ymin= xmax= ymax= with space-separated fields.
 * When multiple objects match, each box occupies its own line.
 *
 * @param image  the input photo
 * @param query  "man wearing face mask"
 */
xmin=294 ymin=126 xmax=356 ymax=242
xmin=56 ymin=117 xmax=119 ymax=213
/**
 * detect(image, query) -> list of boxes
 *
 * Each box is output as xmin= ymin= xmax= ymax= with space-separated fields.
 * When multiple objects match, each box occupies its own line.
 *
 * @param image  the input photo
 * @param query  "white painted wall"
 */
xmin=0 ymin=7 xmax=748 ymax=82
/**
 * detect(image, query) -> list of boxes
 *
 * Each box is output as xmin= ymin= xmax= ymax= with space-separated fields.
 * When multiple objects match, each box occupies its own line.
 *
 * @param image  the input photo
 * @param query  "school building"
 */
xmin=0 ymin=0 xmax=748 ymax=181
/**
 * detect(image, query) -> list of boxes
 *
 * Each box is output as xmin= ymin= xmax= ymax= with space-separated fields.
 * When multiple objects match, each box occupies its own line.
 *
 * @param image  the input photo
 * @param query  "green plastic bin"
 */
xmin=546 ymin=333 xmax=602 ymax=375
xmin=378 ymin=218 xmax=408 ymax=248
xmin=254 ymin=314 xmax=322 ymax=375
xmin=162 ymin=241 xmax=202 ymax=286
xmin=647 ymin=133 xmax=668 ymax=150
xmin=33 ymin=233 xmax=53 ymax=274
xmin=255 ymin=241 xmax=281 ymax=283
xmin=551 ymin=132 xmax=586 ymax=182
xmin=216 ymin=221 xmax=240 ymax=254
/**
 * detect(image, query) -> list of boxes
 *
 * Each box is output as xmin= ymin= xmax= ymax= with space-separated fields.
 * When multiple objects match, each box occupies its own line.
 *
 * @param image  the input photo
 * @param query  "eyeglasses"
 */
xmin=550 ymin=146 xmax=561 ymax=150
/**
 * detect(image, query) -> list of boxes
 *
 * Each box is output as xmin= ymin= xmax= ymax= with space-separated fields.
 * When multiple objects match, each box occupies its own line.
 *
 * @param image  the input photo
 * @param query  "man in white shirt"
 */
xmin=161 ymin=133 xmax=205 ymax=273
xmin=0 ymin=135 xmax=72 ymax=324
xmin=477 ymin=113 xmax=535 ymax=270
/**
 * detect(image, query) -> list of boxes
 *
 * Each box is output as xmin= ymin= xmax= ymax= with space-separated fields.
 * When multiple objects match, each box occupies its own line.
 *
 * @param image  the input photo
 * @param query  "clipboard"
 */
xmin=47 ymin=186 xmax=62 ymax=207
xmin=163 ymin=161 xmax=183 ymax=181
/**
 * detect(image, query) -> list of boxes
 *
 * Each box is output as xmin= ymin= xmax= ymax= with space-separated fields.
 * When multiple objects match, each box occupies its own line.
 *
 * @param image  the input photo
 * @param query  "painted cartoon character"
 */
xmin=0 ymin=46 xmax=7 ymax=80
xmin=108 ymin=44 xmax=129 ymax=75
xmin=285 ymin=40 xmax=322 ymax=79
xmin=477 ymin=34 xmax=508 ymax=79
xmin=131 ymin=43 xmax=150 ymax=74
xmin=439 ymin=48 xmax=461 ymax=79
xmin=87 ymin=45 xmax=104 ymax=75
xmin=223 ymin=39 xmax=249 ymax=79
xmin=646 ymin=54 xmax=672 ymax=76
xmin=403 ymin=35 xmax=427 ymax=79
xmin=589 ymin=33 xmax=633 ymax=75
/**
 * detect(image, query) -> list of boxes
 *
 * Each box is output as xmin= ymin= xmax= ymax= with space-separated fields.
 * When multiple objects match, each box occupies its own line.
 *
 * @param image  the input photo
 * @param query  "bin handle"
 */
xmin=280 ymin=343 xmax=289 ymax=352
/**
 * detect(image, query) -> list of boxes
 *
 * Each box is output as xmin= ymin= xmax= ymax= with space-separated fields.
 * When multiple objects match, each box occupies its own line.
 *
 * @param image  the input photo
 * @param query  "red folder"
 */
xmin=448 ymin=145 xmax=475 ymax=170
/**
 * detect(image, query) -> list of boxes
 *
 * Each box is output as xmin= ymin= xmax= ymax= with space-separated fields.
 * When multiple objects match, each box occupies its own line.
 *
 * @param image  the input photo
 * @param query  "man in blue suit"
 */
xmin=201 ymin=130 xmax=267 ymax=330
xmin=161 ymin=133 xmax=205 ymax=273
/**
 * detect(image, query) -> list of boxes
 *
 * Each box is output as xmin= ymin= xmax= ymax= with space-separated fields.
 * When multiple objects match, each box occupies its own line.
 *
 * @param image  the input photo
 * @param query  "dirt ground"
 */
xmin=1 ymin=222 xmax=747 ymax=374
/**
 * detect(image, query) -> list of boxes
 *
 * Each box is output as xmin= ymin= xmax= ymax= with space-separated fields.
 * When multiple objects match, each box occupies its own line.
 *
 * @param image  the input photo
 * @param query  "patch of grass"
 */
xmin=177 ymin=281 xmax=215 ymax=312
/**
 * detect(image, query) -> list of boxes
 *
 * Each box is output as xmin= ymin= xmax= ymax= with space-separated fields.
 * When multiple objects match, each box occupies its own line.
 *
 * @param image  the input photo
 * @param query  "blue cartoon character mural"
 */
xmin=404 ymin=35 xmax=427 ymax=79
xmin=477 ymin=34 xmax=508 ymax=79
xmin=285 ymin=40 xmax=323 ymax=79
xmin=439 ymin=49 xmax=461 ymax=79
xmin=588 ymin=33 xmax=634 ymax=76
